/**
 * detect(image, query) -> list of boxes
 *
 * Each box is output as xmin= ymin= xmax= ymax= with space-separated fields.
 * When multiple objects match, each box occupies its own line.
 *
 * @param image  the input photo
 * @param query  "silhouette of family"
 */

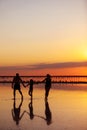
xmin=12 ymin=73 xmax=52 ymax=100
xmin=11 ymin=73 xmax=52 ymax=125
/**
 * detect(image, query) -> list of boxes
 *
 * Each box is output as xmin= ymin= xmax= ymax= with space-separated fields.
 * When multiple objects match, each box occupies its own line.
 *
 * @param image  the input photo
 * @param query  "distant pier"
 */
xmin=0 ymin=75 xmax=87 ymax=84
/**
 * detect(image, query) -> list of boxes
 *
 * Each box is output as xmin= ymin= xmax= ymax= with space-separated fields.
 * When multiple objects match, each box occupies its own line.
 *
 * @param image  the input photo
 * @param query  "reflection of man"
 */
xmin=11 ymin=98 xmax=25 ymax=125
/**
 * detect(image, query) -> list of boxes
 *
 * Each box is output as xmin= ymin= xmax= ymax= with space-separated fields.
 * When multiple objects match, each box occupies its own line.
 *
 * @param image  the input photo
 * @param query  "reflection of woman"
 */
xmin=45 ymin=100 xmax=52 ymax=125
xmin=11 ymin=98 xmax=25 ymax=125
xmin=36 ymin=100 xmax=52 ymax=125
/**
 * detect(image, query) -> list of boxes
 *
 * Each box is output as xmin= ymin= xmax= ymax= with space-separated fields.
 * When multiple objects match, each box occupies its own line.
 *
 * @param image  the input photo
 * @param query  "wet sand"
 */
xmin=0 ymin=84 xmax=87 ymax=130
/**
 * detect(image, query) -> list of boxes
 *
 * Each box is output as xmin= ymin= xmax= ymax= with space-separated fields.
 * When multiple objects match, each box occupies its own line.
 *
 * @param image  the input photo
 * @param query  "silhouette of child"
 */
xmin=26 ymin=79 xmax=34 ymax=97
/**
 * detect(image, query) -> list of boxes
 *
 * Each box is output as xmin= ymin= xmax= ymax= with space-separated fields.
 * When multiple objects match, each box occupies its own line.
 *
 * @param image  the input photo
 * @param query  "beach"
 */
xmin=0 ymin=0 xmax=87 ymax=129
xmin=1 ymin=84 xmax=87 ymax=130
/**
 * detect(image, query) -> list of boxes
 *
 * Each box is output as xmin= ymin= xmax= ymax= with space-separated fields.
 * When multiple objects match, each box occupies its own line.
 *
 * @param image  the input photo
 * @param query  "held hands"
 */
xmin=24 ymin=83 xmax=29 ymax=88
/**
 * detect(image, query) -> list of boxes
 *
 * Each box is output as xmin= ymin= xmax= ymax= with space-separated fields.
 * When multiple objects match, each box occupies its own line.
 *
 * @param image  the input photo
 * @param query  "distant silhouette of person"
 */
xmin=12 ymin=73 xmax=25 ymax=100
xmin=42 ymin=74 xmax=52 ymax=100
xmin=25 ymin=96 xmax=34 ymax=120
xmin=11 ymin=98 xmax=25 ymax=125
xmin=26 ymin=79 xmax=34 ymax=97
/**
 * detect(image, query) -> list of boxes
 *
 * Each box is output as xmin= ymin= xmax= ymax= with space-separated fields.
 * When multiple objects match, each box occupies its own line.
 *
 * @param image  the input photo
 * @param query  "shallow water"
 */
xmin=1 ymin=84 xmax=87 ymax=130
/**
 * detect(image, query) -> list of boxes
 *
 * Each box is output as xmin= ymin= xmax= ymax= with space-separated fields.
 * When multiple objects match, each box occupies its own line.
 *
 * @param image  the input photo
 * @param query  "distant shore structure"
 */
xmin=0 ymin=75 xmax=87 ymax=84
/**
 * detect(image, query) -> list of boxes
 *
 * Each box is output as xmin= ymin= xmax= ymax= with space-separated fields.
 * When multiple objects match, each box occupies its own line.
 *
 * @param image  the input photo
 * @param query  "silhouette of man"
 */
xmin=11 ymin=98 xmax=25 ymax=125
xmin=12 ymin=73 xmax=25 ymax=100
xmin=43 ymin=74 xmax=52 ymax=100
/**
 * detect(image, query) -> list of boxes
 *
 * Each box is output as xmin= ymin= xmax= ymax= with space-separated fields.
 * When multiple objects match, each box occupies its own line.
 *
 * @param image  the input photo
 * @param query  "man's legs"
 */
xmin=19 ymin=89 xmax=23 ymax=99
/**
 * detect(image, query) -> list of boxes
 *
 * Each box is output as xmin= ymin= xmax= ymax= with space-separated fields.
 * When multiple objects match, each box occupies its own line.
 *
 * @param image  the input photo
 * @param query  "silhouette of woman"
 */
xmin=11 ymin=98 xmax=25 ymax=125
xmin=12 ymin=73 xmax=25 ymax=99
xmin=42 ymin=74 xmax=52 ymax=100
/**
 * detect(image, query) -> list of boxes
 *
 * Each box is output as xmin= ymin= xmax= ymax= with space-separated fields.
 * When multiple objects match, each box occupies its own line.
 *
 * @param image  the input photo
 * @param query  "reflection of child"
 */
xmin=26 ymin=79 xmax=34 ymax=97
xmin=25 ymin=98 xmax=34 ymax=120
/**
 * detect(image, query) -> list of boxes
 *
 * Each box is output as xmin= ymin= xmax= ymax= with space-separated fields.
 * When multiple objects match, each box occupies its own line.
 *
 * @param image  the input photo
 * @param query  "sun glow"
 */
xmin=83 ymin=50 xmax=87 ymax=59
xmin=81 ymin=46 xmax=87 ymax=60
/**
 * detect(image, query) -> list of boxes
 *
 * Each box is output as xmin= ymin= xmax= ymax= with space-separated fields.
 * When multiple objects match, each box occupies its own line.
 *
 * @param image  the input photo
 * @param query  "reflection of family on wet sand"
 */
xmin=11 ymin=73 xmax=52 ymax=125
xmin=11 ymin=96 xmax=52 ymax=125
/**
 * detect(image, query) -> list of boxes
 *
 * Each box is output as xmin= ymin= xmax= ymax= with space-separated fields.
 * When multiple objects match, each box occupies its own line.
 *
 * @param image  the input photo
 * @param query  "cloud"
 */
xmin=0 ymin=61 xmax=87 ymax=70
xmin=29 ymin=61 xmax=87 ymax=69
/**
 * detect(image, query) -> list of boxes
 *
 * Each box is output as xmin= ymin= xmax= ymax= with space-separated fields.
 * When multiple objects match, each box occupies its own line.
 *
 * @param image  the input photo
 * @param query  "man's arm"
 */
xmin=20 ymin=77 xmax=26 ymax=87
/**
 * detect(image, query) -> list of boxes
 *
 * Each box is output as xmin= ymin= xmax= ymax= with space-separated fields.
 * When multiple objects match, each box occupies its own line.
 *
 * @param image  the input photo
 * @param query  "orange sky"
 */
xmin=0 ymin=0 xmax=87 ymax=75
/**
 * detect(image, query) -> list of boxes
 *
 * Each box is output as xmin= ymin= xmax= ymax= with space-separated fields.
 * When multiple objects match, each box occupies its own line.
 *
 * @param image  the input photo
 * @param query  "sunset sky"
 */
xmin=0 ymin=0 xmax=87 ymax=75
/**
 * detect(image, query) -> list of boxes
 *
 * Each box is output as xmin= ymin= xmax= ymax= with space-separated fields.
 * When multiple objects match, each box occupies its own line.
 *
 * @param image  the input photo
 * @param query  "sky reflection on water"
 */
xmin=1 ymin=84 xmax=87 ymax=130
